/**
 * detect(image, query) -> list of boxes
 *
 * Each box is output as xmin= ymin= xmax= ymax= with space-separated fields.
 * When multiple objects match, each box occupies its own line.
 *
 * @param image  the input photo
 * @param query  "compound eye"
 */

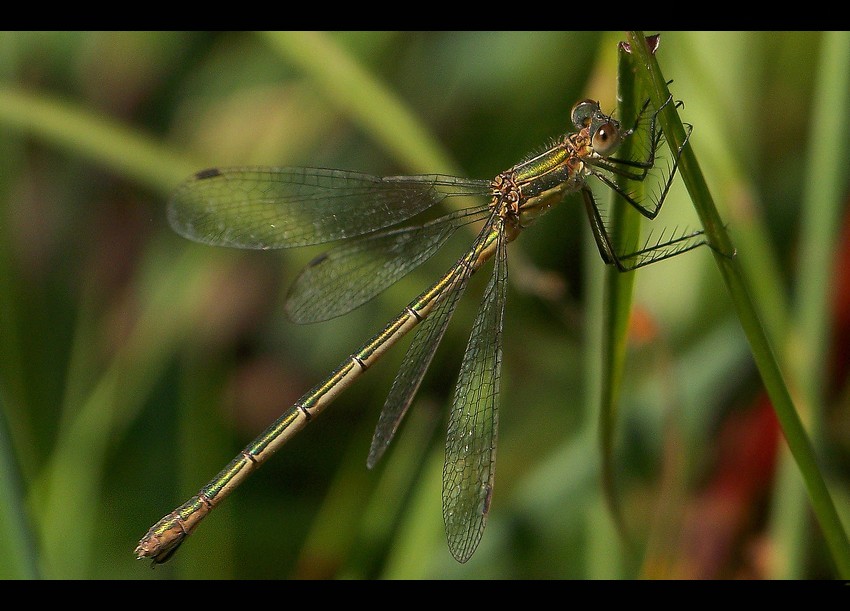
xmin=591 ymin=121 xmax=622 ymax=156
xmin=571 ymin=99 xmax=600 ymax=129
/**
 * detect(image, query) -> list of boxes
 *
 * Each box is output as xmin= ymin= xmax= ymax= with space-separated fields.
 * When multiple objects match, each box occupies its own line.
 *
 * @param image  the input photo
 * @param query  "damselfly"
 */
xmin=136 ymin=95 xmax=703 ymax=565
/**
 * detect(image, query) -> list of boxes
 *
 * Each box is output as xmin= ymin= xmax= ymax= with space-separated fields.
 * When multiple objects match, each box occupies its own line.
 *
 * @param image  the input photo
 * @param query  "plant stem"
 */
xmin=626 ymin=30 xmax=850 ymax=579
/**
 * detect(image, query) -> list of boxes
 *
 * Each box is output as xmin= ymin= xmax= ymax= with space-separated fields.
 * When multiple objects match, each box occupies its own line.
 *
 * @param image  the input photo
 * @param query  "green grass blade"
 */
xmin=0 ymin=87 xmax=196 ymax=192
xmin=259 ymin=31 xmax=460 ymax=177
xmin=597 ymin=41 xmax=646 ymax=555
xmin=0 ymin=389 xmax=39 ymax=578
xmin=32 ymin=244 xmax=234 ymax=578
xmin=0 ymin=83 xmax=234 ymax=577
xmin=627 ymin=30 xmax=850 ymax=579
xmin=791 ymin=30 xmax=850 ymax=435
xmin=771 ymin=30 xmax=850 ymax=579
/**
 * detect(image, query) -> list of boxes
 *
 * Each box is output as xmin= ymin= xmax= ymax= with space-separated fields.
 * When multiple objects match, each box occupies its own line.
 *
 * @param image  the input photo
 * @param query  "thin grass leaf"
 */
xmin=598 ymin=41 xmax=646 ymax=553
xmin=33 ymin=244 xmax=237 ymax=577
xmin=770 ymin=30 xmax=850 ymax=580
xmin=0 ymin=87 xmax=196 ymax=192
xmin=0 ymin=390 xmax=39 ymax=578
xmin=627 ymin=30 xmax=850 ymax=579
xmin=259 ymin=31 xmax=460 ymax=178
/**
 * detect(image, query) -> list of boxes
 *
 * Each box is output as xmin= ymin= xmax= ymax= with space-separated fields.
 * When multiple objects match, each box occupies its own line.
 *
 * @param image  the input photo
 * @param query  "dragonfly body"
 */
xmin=136 ymin=97 xmax=702 ymax=565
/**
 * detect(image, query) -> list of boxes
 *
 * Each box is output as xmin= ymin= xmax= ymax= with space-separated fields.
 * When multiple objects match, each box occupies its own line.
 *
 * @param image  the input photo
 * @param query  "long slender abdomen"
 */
xmin=135 ymin=239 xmax=489 ymax=564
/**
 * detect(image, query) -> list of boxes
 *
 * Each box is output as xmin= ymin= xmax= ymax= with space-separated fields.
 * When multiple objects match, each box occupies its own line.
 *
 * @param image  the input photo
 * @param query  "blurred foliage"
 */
xmin=0 ymin=31 xmax=848 ymax=579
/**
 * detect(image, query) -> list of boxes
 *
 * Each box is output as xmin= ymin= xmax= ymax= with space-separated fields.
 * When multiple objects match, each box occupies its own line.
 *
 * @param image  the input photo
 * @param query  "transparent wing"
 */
xmin=366 ymin=213 xmax=499 ymax=468
xmin=285 ymin=207 xmax=490 ymax=324
xmin=442 ymin=221 xmax=508 ymax=563
xmin=167 ymin=166 xmax=491 ymax=250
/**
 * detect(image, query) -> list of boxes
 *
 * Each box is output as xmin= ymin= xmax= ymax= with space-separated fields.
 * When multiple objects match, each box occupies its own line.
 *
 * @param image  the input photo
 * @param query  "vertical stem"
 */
xmin=598 ymin=41 xmax=645 ymax=555
xmin=771 ymin=29 xmax=850 ymax=579
xmin=627 ymin=30 xmax=850 ymax=579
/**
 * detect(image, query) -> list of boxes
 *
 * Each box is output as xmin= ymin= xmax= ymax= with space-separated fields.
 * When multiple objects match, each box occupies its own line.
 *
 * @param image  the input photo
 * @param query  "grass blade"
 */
xmin=597 ymin=40 xmax=647 ymax=554
xmin=627 ymin=30 xmax=850 ymax=578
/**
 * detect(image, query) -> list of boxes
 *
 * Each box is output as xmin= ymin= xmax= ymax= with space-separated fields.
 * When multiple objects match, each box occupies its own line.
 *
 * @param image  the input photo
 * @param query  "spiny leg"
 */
xmin=581 ymin=185 xmax=706 ymax=272
xmin=580 ymin=93 xmax=701 ymax=271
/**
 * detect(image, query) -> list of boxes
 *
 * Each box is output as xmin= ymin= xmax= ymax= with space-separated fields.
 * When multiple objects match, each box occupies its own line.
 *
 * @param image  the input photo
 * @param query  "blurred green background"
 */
xmin=1 ymin=31 xmax=848 ymax=579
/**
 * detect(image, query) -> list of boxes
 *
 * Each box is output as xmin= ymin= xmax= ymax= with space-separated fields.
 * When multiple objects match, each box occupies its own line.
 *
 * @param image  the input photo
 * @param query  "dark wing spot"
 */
xmin=306 ymin=252 xmax=328 ymax=267
xmin=195 ymin=168 xmax=223 ymax=180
